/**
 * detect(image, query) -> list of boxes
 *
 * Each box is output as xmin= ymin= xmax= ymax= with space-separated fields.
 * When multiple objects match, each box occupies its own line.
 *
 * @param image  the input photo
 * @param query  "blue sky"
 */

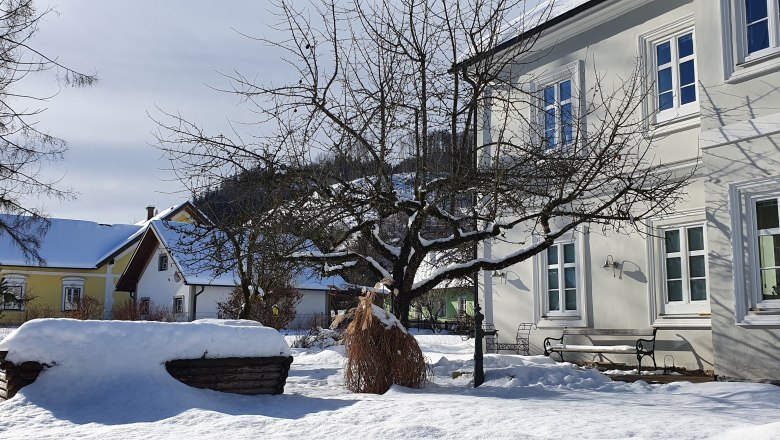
xmin=23 ymin=0 xmax=540 ymax=225
xmin=23 ymin=0 xmax=282 ymax=224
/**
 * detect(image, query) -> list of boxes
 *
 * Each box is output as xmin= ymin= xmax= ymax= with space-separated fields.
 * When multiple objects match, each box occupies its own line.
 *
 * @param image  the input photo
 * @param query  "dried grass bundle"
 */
xmin=344 ymin=292 xmax=428 ymax=394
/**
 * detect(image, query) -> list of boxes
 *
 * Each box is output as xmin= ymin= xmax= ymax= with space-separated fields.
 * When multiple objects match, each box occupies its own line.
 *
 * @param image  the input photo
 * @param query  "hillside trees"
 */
xmin=156 ymin=0 xmax=692 ymax=324
xmin=0 ymin=0 xmax=97 ymax=263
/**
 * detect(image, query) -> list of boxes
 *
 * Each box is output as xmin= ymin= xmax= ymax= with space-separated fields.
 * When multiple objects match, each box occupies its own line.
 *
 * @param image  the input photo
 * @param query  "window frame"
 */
xmin=533 ymin=228 xmax=590 ymax=328
xmin=543 ymin=241 xmax=579 ymax=317
xmin=727 ymin=179 xmax=780 ymax=326
xmin=737 ymin=0 xmax=780 ymax=61
xmin=720 ymin=0 xmax=780 ymax=83
xmin=638 ymin=16 xmax=699 ymax=127
xmin=173 ymin=296 xmax=184 ymax=315
xmin=139 ymin=297 xmax=151 ymax=317
xmin=62 ymin=277 xmax=85 ymax=312
xmin=660 ymin=223 xmax=710 ymax=315
xmin=2 ymin=276 xmax=26 ymax=311
xmin=750 ymin=196 xmax=780 ymax=308
xmin=158 ymin=253 xmax=169 ymax=271
xmin=531 ymin=60 xmax=584 ymax=151
xmin=457 ymin=296 xmax=468 ymax=316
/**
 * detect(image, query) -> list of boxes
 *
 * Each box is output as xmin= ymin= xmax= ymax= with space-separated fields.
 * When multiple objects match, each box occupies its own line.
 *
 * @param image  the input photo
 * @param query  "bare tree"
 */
xmin=0 ymin=0 xmax=97 ymax=263
xmin=157 ymin=0 xmax=692 ymax=322
xmin=156 ymin=171 xmax=308 ymax=320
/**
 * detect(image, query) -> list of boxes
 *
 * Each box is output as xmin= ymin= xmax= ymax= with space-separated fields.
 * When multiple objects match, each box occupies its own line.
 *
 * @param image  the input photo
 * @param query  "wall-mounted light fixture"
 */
xmin=602 ymin=255 xmax=620 ymax=277
xmin=491 ymin=270 xmax=520 ymax=284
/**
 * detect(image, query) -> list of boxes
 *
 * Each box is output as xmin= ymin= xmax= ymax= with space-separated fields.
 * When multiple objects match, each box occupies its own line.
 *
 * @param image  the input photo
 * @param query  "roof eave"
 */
xmin=454 ymin=0 xmax=608 ymax=71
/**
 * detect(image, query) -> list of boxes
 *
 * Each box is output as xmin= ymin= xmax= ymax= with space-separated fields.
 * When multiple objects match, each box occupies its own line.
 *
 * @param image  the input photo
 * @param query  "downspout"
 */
xmin=191 ymin=285 xmax=205 ymax=321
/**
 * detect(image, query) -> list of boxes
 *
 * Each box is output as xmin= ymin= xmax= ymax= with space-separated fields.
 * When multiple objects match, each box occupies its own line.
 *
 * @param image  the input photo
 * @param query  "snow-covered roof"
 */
xmin=149 ymin=221 xmax=344 ymax=290
xmin=502 ymin=0 xmax=592 ymax=44
xmin=0 ymin=202 xmax=204 ymax=269
xmin=295 ymin=268 xmax=345 ymax=291
xmin=459 ymin=0 xmax=598 ymax=65
xmin=151 ymin=220 xmax=238 ymax=287
xmin=0 ymin=214 xmax=143 ymax=268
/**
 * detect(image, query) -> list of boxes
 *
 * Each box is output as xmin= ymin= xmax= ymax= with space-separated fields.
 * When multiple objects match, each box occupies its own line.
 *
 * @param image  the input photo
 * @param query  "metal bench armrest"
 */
xmin=543 ymin=335 xmax=564 ymax=355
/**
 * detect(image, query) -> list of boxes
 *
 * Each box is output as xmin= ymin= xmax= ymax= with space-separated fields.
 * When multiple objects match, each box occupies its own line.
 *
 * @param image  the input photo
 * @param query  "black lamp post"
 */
xmin=473 ymin=275 xmax=484 ymax=387
xmin=472 ymin=88 xmax=485 ymax=388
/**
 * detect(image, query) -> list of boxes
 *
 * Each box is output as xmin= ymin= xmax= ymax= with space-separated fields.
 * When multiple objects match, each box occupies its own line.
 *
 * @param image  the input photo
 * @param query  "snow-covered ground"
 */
xmin=1 ymin=323 xmax=779 ymax=439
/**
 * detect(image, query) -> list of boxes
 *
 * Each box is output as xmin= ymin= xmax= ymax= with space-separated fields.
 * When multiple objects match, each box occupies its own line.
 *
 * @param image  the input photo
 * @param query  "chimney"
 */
xmin=146 ymin=205 xmax=156 ymax=221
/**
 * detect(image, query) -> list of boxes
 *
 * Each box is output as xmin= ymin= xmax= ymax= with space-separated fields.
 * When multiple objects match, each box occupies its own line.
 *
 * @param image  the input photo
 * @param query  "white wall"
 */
xmin=192 ymin=286 xmax=234 ymax=320
xmin=135 ymin=246 xmax=189 ymax=313
xmin=483 ymin=0 xmax=715 ymax=371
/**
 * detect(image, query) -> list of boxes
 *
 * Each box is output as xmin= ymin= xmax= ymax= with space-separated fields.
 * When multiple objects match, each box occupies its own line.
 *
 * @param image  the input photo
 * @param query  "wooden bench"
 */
xmin=484 ymin=323 xmax=535 ymax=355
xmin=543 ymin=328 xmax=657 ymax=373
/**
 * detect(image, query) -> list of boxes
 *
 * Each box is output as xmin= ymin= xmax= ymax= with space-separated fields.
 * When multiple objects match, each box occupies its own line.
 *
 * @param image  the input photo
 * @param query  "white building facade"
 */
xmin=482 ymin=0 xmax=780 ymax=381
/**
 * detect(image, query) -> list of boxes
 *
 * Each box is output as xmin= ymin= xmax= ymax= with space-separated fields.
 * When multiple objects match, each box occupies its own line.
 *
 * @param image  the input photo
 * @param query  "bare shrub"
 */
xmin=112 ymin=298 xmax=174 ymax=322
xmin=217 ymin=286 xmax=302 ymax=330
xmin=62 ymin=295 xmax=104 ymax=320
xmin=18 ymin=301 xmax=56 ymax=324
xmin=343 ymin=291 xmax=428 ymax=394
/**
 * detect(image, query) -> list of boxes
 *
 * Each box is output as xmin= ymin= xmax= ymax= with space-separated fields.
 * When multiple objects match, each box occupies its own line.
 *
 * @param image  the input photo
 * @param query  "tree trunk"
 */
xmin=239 ymin=290 xmax=251 ymax=320
xmin=394 ymin=294 xmax=412 ymax=328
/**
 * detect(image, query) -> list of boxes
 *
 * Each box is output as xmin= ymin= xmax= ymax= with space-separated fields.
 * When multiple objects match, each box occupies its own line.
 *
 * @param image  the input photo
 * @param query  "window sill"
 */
xmin=738 ymin=310 xmax=780 ymax=328
xmin=728 ymin=47 xmax=780 ymax=84
xmin=653 ymin=313 xmax=711 ymax=328
xmin=650 ymin=111 xmax=700 ymax=136
xmin=538 ymin=315 xmax=587 ymax=328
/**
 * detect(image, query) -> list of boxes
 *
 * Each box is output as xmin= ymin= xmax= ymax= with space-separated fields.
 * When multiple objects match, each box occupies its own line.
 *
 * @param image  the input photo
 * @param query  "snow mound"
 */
xmin=0 ymin=318 xmax=290 ymax=367
xmin=434 ymin=354 xmax=611 ymax=390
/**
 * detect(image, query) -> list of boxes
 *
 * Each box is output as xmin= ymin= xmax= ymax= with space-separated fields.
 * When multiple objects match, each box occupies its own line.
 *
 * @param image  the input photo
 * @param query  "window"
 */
xmin=139 ymin=297 xmax=150 ymax=316
xmin=458 ymin=296 xmax=468 ymax=315
xmin=655 ymin=31 xmax=697 ymax=117
xmin=534 ymin=229 xmax=589 ymax=328
xmin=662 ymin=225 xmax=709 ymax=314
xmin=62 ymin=278 xmax=84 ymax=311
xmin=639 ymin=17 xmax=699 ymax=127
xmin=742 ymin=0 xmax=780 ymax=57
xmin=437 ymin=300 xmax=446 ymax=318
xmin=542 ymin=79 xmax=574 ymax=149
xmin=720 ymin=1 xmax=780 ymax=82
xmin=544 ymin=242 xmax=578 ymax=315
xmin=2 ymin=277 xmax=25 ymax=311
xmin=158 ymin=253 xmax=168 ymax=271
xmin=532 ymin=60 xmax=582 ymax=150
xmin=173 ymin=296 xmax=184 ymax=314
xmin=755 ymin=198 xmax=780 ymax=301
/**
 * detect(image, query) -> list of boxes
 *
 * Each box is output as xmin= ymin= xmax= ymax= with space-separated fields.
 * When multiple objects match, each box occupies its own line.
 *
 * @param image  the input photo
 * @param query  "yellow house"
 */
xmin=0 ymin=202 xmax=202 ymax=324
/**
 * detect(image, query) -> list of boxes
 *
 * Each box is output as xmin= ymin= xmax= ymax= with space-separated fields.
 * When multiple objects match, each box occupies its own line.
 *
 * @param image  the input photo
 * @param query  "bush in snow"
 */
xmin=344 ymin=291 xmax=428 ymax=394
xmin=217 ymin=286 xmax=301 ymax=330
xmin=61 ymin=295 xmax=104 ymax=320
xmin=290 ymin=326 xmax=342 ymax=349
xmin=112 ymin=298 xmax=175 ymax=322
